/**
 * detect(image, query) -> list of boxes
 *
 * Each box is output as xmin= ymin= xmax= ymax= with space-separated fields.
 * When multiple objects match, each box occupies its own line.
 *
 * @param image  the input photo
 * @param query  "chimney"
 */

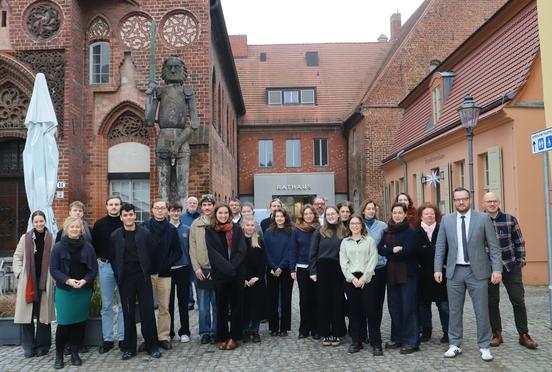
xmin=228 ymin=34 xmax=248 ymax=58
xmin=377 ymin=34 xmax=389 ymax=43
xmin=390 ymin=12 xmax=401 ymax=41
xmin=429 ymin=59 xmax=441 ymax=72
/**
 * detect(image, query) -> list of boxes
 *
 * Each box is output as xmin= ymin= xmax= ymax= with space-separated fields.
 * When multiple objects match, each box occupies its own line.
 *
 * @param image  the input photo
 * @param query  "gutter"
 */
xmin=383 ymin=91 xmax=516 ymax=164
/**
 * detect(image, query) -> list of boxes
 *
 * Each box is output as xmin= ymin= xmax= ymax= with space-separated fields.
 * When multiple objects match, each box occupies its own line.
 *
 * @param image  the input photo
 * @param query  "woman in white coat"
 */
xmin=12 ymin=210 xmax=56 ymax=358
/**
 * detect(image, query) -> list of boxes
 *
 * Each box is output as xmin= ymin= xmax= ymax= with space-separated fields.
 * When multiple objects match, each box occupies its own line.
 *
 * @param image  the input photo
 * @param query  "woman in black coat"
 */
xmin=205 ymin=204 xmax=247 ymax=351
xmin=378 ymin=203 xmax=420 ymax=355
xmin=416 ymin=203 xmax=448 ymax=343
xmin=241 ymin=215 xmax=267 ymax=343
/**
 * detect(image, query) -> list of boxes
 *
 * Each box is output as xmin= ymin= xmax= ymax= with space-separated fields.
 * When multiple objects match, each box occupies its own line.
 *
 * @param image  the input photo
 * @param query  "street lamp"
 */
xmin=457 ymin=94 xmax=481 ymax=199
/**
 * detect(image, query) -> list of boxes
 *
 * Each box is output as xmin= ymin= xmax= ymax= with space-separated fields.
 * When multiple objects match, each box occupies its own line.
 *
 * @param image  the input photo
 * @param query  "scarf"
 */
xmin=421 ymin=221 xmax=436 ymax=242
xmin=64 ymin=235 xmax=85 ymax=252
xmin=406 ymin=207 xmax=418 ymax=228
xmin=215 ymin=222 xmax=234 ymax=252
xmin=364 ymin=217 xmax=375 ymax=229
xmin=295 ymin=221 xmax=320 ymax=233
xmin=25 ymin=229 xmax=53 ymax=304
xmin=148 ymin=218 xmax=169 ymax=248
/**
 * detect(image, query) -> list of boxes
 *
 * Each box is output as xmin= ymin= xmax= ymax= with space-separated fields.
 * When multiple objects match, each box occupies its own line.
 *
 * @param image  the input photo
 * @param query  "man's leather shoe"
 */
xmin=311 ymin=333 xmax=321 ymax=340
xmin=159 ymin=340 xmax=172 ymax=350
xmin=200 ymin=334 xmax=211 ymax=344
xmin=99 ymin=341 xmax=114 ymax=354
xmin=384 ymin=341 xmax=402 ymax=349
xmin=400 ymin=346 xmax=420 ymax=354
xmin=226 ymin=339 xmax=238 ymax=350
xmin=490 ymin=331 xmax=503 ymax=347
xmin=217 ymin=340 xmax=228 ymax=350
xmin=122 ymin=351 xmax=137 ymax=360
xmin=251 ymin=332 xmax=261 ymax=343
xmin=35 ymin=349 xmax=48 ymax=357
xmin=440 ymin=332 xmax=449 ymax=344
xmin=519 ymin=333 xmax=538 ymax=349
xmin=347 ymin=343 xmax=361 ymax=353
xmin=298 ymin=333 xmax=308 ymax=339
xmin=270 ymin=331 xmax=278 ymax=337
xmin=138 ymin=342 xmax=147 ymax=352
xmin=279 ymin=331 xmax=288 ymax=337
xmin=373 ymin=346 xmax=383 ymax=356
xmin=149 ymin=350 xmax=162 ymax=358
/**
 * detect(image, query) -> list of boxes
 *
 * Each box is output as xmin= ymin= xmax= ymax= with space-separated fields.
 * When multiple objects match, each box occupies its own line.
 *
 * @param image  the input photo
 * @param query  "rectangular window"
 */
xmin=283 ymin=90 xmax=299 ymax=105
xmin=1 ymin=11 xmax=6 ymax=27
xmin=306 ymin=51 xmax=319 ymax=66
xmin=90 ymin=42 xmax=110 ymax=84
xmin=300 ymin=89 xmax=315 ymax=104
xmin=109 ymin=179 xmax=150 ymax=222
xmin=267 ymin=90 xmax=282 ymax=105
xmin=286 ymin=139 xmax=301 ymax=167
xmin=432 ymin=86 xmax=442 ymax=123
xmin=313 ymin=138 xmax=328 ymax=166
xmin=457 ymin=160 xmax=465 ymax=188
xmin=260 ymin=52 xmax=267 ymax=62
xmin=483 ymin=153 xmax=490 ymax=193
xmin=259 ymin=140 xmax=273 ymax=167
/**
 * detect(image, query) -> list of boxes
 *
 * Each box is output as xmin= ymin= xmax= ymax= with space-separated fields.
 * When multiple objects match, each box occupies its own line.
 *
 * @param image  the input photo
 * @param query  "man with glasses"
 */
xmin=434 ymin=187 xmax=502 ymax=362
xmin=483 ymin=192 xmax=538 ymax=349
xmin=313 ymin=196 xmax=326 ymax=225
xmin=143 ymin=199 xmax=182 ymax=350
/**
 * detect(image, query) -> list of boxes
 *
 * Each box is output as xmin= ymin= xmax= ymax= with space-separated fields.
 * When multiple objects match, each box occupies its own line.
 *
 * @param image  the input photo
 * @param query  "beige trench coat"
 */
xmin=12 ymin=233 xmax=56 ymax=324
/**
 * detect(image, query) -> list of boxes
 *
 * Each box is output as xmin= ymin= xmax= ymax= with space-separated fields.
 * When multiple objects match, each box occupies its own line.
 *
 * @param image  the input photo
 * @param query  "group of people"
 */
xmin=11 ymin=188 xmax=538 ymax=368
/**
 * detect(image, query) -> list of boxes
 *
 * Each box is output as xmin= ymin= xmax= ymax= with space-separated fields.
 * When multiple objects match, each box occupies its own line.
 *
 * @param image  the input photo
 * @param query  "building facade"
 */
xmin=0 ymin=0 xmax=243 ymax=254
xmin=382 ymin=0 xmax=545 ymax=283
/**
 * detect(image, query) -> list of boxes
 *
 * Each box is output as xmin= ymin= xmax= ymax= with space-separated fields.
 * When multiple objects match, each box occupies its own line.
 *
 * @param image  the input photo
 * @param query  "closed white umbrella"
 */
xmin=23 ymin=73 xmax=59 ymax=236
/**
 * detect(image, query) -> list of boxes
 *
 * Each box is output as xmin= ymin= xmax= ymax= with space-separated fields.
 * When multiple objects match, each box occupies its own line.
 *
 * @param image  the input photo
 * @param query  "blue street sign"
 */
xmin=532 ymin=128 xmax=552 ymax=154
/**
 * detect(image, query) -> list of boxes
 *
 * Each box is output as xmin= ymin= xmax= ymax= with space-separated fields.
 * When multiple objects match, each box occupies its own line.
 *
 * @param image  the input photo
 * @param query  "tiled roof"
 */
xmin=233 ymin=42 xmax=392 ymax=125
xmin=390 ymin=1 xmax=539 ymax=156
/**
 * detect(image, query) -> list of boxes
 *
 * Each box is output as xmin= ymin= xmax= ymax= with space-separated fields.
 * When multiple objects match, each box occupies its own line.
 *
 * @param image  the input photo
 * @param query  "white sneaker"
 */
xmin=444 ymin=345 xmax=462 ymax=358
xmin=180 ymin=335 xmax=190 ymax=343
xmin=480 ymin=348 xmax=493 ymax=361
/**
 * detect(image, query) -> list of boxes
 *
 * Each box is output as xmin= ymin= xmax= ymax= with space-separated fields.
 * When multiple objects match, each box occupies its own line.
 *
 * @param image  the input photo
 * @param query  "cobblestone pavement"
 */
xmin=0 ymin=285 xmax=550 ymax=371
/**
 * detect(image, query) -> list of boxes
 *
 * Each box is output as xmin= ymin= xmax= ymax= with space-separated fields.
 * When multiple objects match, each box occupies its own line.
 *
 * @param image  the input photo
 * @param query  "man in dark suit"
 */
xmin=434 ymin=187 xmax=502 ymax=362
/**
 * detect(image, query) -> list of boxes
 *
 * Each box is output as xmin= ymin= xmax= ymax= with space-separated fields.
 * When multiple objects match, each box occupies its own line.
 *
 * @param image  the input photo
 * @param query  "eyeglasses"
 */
xmin=152 ymin=206 xmax=167 ymax=210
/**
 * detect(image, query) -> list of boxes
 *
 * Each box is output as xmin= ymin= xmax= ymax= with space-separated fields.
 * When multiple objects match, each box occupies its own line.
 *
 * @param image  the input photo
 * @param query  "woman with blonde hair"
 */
xmin=13 ymin=210 xmax=56 ymax=358
xmin=241 ymin=215 xmax=267 ymax=343
xmin=50 ymin=216 xmax=98 ymax=369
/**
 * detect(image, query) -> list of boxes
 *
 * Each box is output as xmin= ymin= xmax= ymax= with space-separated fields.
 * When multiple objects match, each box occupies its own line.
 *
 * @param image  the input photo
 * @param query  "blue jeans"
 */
xmin=98 ymin=261 xmax=124 ymax=342
xmin=418 ymin=300 xmax=449 ymax=333
xmin=197 ymin=285 xmax=217 ymax=336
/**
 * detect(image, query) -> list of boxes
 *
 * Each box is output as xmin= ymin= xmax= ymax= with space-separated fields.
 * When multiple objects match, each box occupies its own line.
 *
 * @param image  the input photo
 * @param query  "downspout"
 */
xmin=396 ymin=149 xmax=408 ymax=193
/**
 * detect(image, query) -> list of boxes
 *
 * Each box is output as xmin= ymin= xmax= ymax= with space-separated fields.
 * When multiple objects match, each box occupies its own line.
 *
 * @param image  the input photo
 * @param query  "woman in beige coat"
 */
xmin=13 ymin=210 xmax=56 ymax=358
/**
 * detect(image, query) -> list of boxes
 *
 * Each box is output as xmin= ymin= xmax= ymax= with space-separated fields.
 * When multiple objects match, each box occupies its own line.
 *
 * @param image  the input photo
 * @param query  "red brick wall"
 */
xmin=349 ymin=0 xmax=508 ymax=204
xmin=238 ymin=128 xmax=347 ymax=195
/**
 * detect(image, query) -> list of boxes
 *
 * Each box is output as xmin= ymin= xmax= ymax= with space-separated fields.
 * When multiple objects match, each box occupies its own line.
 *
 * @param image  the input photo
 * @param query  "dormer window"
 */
xmin=429 ymin=71 xmax=455 ymax=125
xmin=267 ymin=88 xmax=316 ymax=105
xmin=432 ymin=85 xmax=442 ymax=124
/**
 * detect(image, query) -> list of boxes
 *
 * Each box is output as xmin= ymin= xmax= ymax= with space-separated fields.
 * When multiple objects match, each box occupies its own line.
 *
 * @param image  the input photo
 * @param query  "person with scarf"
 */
xmin=337 ymin=201 xmax=354 ymax=232
xmin=378 ymin=203 xmax=421 ymax=354
xmin=142 ymin=199 xmax=182 ymax=351
xmin=396 ymin=192 xmax=418 ymax=228
xmin=309 ymin=206 xmax=347 ymax=347
xmin=290 ymin=204 xmax=320 ymax=339
xmin=264 ymin=207 xmax=294 ymax=337
xmin=50 ymin=216 xmax=98 ymax=369
xmin=13 ymin=210 xmax=56 ymax=358
xmin=241 ymin=215 xmax=267 ymax=343
xmin=205 ymin=204 xmax=247 ymax=350
xmin=416 ymin=203 xmax=449 ymax=344
xmin=339 ymin=215 xmax=378 ymax=354
xmin=360 ymin=200 xmax=388 ymax=355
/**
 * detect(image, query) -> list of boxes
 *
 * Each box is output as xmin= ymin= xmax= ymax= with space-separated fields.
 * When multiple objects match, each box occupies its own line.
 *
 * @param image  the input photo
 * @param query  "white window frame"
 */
xmin=267 ymin=90 xmax=282 ymax=105
xmin=313 ymin=138 xmax=328 ymax=166
xmin=286 ymin=139 xmax=301 ymax=167
xmin=259 ymin=140 xmax=273 ymax=167
xmin=432 ymin=86 xmax=442 ymax=123
xmin=89 ymin=41 xmax=110 ymax=85
xmin=283 ymin=90 xmax=299 ymax=105
xmin=300 ymin=89 xmax=315 ymax=104
xmin=109 ymin=178 xmax=150 ymax=222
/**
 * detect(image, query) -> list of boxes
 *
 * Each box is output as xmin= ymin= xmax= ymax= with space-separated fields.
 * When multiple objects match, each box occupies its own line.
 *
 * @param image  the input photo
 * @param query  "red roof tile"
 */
xmin=233 ymin=42 xmax=392 ymax=125
xmin=390 ymin=2 xmax=539 ymax=155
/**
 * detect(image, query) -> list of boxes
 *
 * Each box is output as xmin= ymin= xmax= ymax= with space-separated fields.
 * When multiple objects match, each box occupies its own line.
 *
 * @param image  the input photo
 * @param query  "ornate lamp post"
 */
xmin=457 ymin=94 xmax=481 ymax=199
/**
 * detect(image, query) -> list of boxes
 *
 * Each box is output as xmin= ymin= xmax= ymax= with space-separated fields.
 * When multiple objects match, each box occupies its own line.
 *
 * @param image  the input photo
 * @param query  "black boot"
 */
xmin=420 ymin=328 xmax=432 ymax=342
xmin=70 ymin=346 xmax=82 ymax=366
xmin=54 ymin=350 xmax=64 ymax=369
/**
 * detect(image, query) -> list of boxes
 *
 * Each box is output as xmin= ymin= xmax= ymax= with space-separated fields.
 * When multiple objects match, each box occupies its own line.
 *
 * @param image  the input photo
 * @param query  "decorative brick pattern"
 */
xmin=24 ymin=1 xmax=62 ymax=40
xmin=119 ymin=13 xmax=152 ymax=50
xmin=160 ymin=11 xmax=199 ymax=47
xmin=87 ymin=16 xmax=110 ymax=41
xmin=0 ymin=83 xmax=29 ymax=129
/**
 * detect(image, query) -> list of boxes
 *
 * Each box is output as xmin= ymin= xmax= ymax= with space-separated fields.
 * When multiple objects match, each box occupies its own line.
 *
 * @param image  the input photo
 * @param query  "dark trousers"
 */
xmin=55 ymin=322 xmax=85 ymax=355
xmin=215 ymin=279 xmax=244 ymax=341
xmin=189 ymin=270 xmax=196 ymax=307
xmin=362 ymin=266 xmax=386 ymax=346
xmin=387 ymin=276 xmax=419 ymax=347
xmin=345 ymin=280 xmax=378 ymax=345
xmin=21 ymin=299 xmax=51 ymax=355
xmin=316 ymin=259 xmax=346 ymax=338
xmin=488 ymin=266 xmax=528 ymax=334
xmin=119 ymin=271 xmax=159 ymax=353
xmin=169 ymin=266 xmax=191 ymax=338
xmin=296 ymin=267 xmax=318 ymax=336
xmin=267 ymin=268 xmax=293 ymax=333
xmin=418 ymin=300 xmax=449 ymax=333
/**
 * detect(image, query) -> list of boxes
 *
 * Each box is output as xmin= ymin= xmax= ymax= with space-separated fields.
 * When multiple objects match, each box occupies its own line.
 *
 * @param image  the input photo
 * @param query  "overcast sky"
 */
xmin=221 ymin=0 xmax=425 ymax=44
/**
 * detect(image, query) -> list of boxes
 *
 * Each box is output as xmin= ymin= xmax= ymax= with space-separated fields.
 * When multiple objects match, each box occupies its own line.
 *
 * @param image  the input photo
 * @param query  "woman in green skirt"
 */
xmin=50 ymin=216 xmax=98 ymax=369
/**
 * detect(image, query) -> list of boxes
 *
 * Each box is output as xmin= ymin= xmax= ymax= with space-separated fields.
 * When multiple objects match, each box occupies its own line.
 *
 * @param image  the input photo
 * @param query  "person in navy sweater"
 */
xmin=309 ymin=206 xmax=347 ymax=346
xmin=264 ymin=208 xmax=293 ymax=336
xmin=290 ymin=204 xmax=320 ymax=339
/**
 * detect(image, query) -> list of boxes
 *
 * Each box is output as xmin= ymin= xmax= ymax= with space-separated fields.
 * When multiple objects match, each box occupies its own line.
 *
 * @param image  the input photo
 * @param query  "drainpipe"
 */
xmin=396 ymin=149 xmax=408 ymax=193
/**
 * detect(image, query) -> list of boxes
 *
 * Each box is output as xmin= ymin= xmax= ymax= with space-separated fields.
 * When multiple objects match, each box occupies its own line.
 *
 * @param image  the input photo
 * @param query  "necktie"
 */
xmin=461 ymin=215 xmax=469 ymax=263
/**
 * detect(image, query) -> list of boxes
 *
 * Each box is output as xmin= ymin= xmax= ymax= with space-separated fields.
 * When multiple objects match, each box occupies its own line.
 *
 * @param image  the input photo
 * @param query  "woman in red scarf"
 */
xmin=205 ymin=204 xmax=247 ymax=350
xmin=13 ymin=210 xmax=56 ymax=358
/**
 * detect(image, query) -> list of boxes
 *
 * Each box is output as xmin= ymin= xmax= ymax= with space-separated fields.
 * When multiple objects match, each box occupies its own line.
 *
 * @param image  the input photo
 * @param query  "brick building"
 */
xmin=231 ymin=37 xmax=391 ymax=216
xmin=0 ymin=0 xmax=243 ymax=254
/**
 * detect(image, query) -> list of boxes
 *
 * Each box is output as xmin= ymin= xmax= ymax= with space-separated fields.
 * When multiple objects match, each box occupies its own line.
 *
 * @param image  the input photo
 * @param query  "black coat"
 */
xmin=142 ymin=219 xmax=182 ymax=277
xmin=50 ymin=237 xmax=97 ymax=290
xmin=378 ymin=226 xmax=420 ymax=277
xmin=205 ymin=224 xmax=247 ymax=283
xmin=109 ymin=225 xmax=154 ymax=284
xmin=243 ymin=236 xmax=267 ymax=321
xmin=416 ymin=225 xmax=447 ymax=302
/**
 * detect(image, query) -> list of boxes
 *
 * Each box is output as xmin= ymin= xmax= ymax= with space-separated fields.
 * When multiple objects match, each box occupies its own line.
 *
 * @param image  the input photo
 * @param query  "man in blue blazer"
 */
xmin=434 ymin=187 xmax=502 ymax=362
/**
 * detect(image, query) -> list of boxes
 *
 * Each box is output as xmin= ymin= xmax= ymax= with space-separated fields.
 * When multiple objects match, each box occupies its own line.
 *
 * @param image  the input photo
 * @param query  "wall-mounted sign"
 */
xmin=57 ymin=181 xmax=66 ymax=189
xmin=56 ymin=191 xmax=64 ymax=199
xmin=275 ymin=184 xmax=312 ymax=191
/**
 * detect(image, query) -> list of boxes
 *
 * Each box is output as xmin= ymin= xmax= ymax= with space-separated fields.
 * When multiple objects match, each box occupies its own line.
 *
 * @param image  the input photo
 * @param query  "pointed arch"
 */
xmin=98 ymin=100 xmax=145 ymax=137
xmin=87 ymin=14 xmax=111 ymax=42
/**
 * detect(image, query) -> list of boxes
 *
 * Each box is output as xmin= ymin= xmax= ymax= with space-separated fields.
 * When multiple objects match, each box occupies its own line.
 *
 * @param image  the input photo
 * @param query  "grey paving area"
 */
xmin=0 ymin=285 xmax=551 ymax=371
